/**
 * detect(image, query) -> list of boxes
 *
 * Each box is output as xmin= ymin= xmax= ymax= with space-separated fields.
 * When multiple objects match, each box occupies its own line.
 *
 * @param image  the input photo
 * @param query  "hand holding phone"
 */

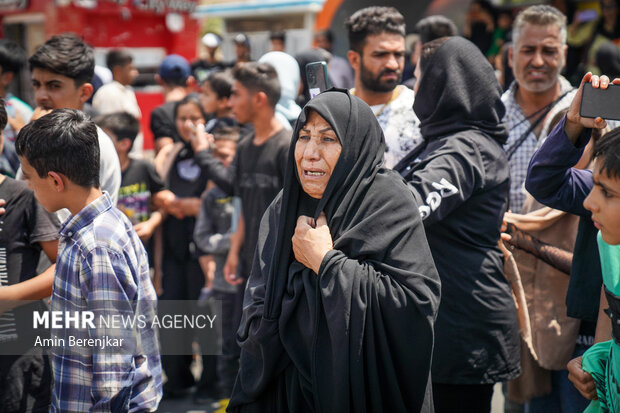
xmin=563 ymin=73 xmax=616 ymax=142
xmin=580 ymin=83 xmax=620 ymax=121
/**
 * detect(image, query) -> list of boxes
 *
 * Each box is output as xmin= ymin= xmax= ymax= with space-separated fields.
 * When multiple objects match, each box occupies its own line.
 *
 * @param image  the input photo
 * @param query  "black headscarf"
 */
xmin=228 ymin=89 xmax=441 ymax=412
xmin=414 ymin=36 xmax=508 ymax=144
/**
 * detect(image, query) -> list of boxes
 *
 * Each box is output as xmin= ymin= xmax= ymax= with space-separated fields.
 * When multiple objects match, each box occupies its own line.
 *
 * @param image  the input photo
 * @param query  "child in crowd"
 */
xmin=193 ymin=126 xmax=240 ymax=404
xmin=200 ymin=70 xmax=236 ymax=132
xmin=525 ymin=73 xmax=620 ymax=412
xmin=15 ymin=109 xmax=162 ymax=412
xmin=580 ymin=130 xmax=620 ymax=412
xmin=155 ymin=93 xmax=214 ymax=398
xmin=96 ymin=112 xmax=165 ymax=242
xmin=0 ymin=99 xmax=60 ymax=412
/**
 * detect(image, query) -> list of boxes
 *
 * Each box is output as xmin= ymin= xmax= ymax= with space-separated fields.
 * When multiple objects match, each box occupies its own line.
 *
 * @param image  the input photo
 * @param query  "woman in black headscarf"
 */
xmin=394 ymin=37 xmax=520 ymax=413
xmin=227 ymin=89 xmax=441 ymax=412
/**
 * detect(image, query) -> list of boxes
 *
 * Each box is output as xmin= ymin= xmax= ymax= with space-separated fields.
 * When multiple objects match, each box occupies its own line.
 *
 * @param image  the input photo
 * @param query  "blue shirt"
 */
xmin=51 ymin=192 xmax=162 ymax=412
xmin=525 ymin=117 xmax=602 ymax=322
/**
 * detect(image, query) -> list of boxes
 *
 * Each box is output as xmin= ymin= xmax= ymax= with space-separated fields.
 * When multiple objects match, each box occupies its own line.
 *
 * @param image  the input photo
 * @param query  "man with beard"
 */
xmin=503 ymin=5 xmax=575 ymax=213
xmin=345 ymin=7 xmax=422 ymax=168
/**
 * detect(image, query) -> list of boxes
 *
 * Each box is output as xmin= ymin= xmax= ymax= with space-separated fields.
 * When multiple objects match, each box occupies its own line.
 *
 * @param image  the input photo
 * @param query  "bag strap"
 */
xmin=505 ymin=90 xmax=571 ymax=160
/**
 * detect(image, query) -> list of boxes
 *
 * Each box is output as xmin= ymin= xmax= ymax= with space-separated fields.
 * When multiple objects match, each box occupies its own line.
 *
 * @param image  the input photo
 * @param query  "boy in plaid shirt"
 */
xmin=16 ymin=109 xmax=161 ymax=412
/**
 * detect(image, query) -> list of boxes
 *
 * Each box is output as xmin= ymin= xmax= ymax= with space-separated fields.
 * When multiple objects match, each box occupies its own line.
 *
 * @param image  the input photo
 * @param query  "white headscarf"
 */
xmin=259 ymin=51 xmax=302 ymax=130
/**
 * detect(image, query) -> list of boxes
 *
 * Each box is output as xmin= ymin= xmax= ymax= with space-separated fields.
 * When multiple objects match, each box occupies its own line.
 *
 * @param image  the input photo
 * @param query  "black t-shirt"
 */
xmin=0 ymin=177 xmax=60 ymax=343
xmin=150 ymin=101 xmax=180 ymax=144
xmin=190 ymin=60 xmax=229 ymax=84
xmin=118 ymin=158 xmax=165 ymax=225
xmin=163 ymin=145 xmax=211 ymax=261
xmin=235 ymin=129 xmax=290 ymax=274
xmin=192 ymin=128 xmax=290 ymax=274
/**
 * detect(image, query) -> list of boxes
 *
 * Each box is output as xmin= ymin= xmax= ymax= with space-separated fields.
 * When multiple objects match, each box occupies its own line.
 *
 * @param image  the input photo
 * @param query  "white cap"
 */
xmin=202 ymin=33 xmax=221 ymax=48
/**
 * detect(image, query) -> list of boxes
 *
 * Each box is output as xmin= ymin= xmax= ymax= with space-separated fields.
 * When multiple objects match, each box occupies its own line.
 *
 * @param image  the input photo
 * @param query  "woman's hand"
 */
xmin=292 ymin=212 xmax=333 ymax=274
xmin=191 ymin=123 xmax=214 ymax=153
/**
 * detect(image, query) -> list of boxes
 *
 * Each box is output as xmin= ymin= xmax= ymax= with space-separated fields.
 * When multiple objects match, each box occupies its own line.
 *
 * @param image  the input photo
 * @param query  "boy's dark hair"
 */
xmin=232 ymin=62 xmax=280 ymax=108
xmin=593 ymin=127 xmax=620 ymax=180
xmin=213 ymin=125 xmax=241 ymax=143
xmin=16 ymin=109 xmax=100 ymax=188
xmin=0 ymin=39 xmax=27 ymax=74
xmin=174 ymin=93 xmax=207 ymax=121
xmin=414 ymin=15 xmax=458 ymax=45
xmin=345 ymin=7 xmax=406 ymax=54
xmin=270 ymin=30 xmax=286 ymax=42
xmin=29 ymin=33 xmax=95 ymax=87
xmin=95 ymin=112 xmax=140 ymax=146
xmin=206 ymin=71 xmax=234 ymax=99
xmin=106 ymin=49 xmax=133 ymax=70
xmin=0 ymin=98 xmax=6 ymax=131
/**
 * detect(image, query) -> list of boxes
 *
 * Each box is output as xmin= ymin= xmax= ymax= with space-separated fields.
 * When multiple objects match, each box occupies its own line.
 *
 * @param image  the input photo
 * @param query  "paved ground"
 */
xmin=156 ymin=395 xmax=228 ymax=413
xmin=156 ymin=383 xmax=506 ymax=412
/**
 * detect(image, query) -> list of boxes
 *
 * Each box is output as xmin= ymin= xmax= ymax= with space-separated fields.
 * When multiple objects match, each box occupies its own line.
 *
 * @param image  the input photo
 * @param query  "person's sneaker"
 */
xmin=213 ymin=399 xmax=229 ymax=413
xmin=197 ymin=287 xmax=214 ymax=307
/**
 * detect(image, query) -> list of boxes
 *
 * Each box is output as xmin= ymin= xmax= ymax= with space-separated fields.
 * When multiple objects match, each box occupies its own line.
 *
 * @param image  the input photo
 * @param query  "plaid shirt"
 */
xmin=502 ymin=77 xmax=575 ymax=212
xmin=51 ymin=192 xmax=162 ymax=412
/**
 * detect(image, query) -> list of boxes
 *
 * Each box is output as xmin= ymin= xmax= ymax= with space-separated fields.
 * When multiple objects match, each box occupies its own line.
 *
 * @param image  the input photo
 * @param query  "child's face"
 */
xmin=105 ymin=129 xmax=130 ymax=158
xmin=200 ymin=81 xmax=219 ymax=114
xmin=213 ymin=140 xmax=236 ymax=168
xmin=584 ymin=157 xmax=620 ymax=245
xmin=176 ymin=102 xmax=205 ymax=143
xmin=19 ymin=156 xmax=63 ymax=213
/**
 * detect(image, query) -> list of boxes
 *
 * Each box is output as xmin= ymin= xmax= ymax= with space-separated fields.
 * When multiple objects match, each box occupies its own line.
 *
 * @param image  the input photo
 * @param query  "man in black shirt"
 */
xmin=149 ymin=54 xmax=195 ymax=153
xmin=193 ymin=62 xmax=290 ymax=382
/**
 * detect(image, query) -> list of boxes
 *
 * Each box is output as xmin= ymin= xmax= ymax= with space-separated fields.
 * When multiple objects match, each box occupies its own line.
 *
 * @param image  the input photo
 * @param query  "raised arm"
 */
xmin=526 ymin=73 xmax=620 ymax=215
xmin=192 ymin=123 xmax=236 ymax=194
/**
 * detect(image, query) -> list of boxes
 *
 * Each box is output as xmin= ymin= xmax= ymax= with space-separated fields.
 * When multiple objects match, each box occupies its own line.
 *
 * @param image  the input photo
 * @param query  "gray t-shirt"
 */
xmin=193 ymin=186 xmax=238 ymax=293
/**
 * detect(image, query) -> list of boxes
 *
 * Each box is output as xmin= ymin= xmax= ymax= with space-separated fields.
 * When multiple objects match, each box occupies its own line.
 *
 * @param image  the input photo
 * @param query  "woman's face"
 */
xmin=294 ymin=110 xmax=342 ymax=199
xmin=176 ymin=102 xmax=205 ymax=142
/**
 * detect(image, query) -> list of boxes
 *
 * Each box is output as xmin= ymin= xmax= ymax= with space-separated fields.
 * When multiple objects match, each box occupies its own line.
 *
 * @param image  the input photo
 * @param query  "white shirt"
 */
xmin=92 ymin=81 xmax=144 ymax=155
xmin=369 ymin=86 xmax=423 ymax=169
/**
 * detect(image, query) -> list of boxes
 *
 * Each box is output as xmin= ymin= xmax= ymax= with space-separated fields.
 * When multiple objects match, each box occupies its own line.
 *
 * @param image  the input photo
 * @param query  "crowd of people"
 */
xmin=0 ymin=2 xmax=618 ymax=413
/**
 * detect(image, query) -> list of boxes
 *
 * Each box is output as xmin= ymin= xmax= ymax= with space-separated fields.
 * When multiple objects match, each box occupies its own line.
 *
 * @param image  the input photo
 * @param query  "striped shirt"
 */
xmin=50 ymin=192 xmax=161 ymax=412
xmin=501 ymin=77 xmax=575 ymax=212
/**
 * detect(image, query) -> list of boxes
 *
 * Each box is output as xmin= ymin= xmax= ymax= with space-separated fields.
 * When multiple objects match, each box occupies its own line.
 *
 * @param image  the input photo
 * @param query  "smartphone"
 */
xmin=580 ymin=83 xmax=620 ymax=121
xmin=306 ymin=61 xmax=330 ymax=99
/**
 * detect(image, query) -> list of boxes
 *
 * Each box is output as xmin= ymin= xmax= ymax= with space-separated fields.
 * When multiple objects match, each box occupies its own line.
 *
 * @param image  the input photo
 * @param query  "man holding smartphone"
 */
xmin=345 ymin=6 xmax=422 ymax=169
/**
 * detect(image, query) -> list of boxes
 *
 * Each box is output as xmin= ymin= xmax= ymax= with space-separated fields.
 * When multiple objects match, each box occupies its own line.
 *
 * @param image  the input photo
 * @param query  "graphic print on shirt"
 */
xmin=418 ymin=178 xmax=458 ymax=220
xmin=0 ymin=219 xmax=17 ymax=342
xmin=118 ymin=182 xmax=151 ymax=225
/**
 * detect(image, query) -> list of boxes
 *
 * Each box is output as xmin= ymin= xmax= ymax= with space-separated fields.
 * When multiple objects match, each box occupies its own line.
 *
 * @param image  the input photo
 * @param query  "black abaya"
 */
xmin=228 ymin=89 xmax=441 ymax=412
